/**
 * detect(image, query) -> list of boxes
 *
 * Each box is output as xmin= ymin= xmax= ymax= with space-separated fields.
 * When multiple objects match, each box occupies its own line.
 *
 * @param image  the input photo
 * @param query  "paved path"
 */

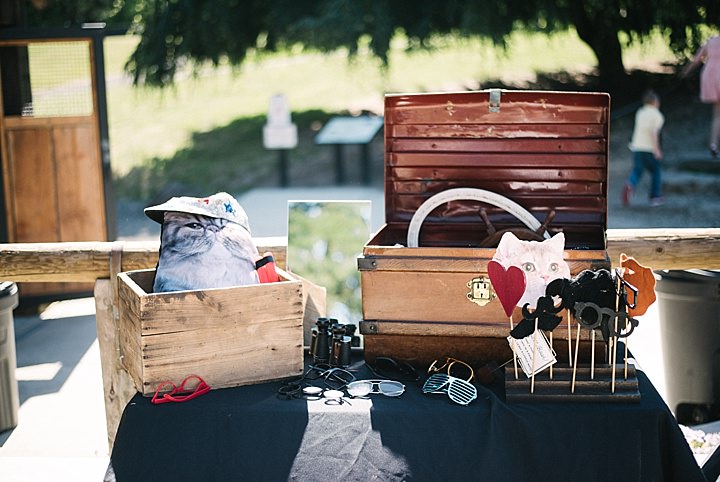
xmin=0 ymin=298 xmax=111 ymax=481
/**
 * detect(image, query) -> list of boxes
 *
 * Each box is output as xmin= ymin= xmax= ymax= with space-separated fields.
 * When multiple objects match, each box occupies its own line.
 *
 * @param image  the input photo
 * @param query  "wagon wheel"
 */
xmin=477 ymin=208 xmax=556 ymax=247
xmin=406 ymin=188 xmax=551 ymax=248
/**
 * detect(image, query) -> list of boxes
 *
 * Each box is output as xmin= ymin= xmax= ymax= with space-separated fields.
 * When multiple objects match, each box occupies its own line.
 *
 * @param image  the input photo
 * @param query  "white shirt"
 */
xmin=630 ymin=105 xmax=664 ymax=153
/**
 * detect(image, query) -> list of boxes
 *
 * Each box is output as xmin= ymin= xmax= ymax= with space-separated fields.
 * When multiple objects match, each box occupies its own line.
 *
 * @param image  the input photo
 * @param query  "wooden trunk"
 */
xmin=117 ymin=268 xmax=304 ymax=396
xmin=359 ymin=90 xmax=611 ymax=367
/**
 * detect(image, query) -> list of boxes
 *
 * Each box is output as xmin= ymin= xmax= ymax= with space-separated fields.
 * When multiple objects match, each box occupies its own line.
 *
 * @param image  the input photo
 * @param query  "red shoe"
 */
xmin=622 ymin=184 xmax=633 ymax=207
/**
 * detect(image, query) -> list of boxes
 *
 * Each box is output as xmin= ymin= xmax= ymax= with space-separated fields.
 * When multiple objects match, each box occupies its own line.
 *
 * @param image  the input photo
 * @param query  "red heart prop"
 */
xmin=487 ymin=260 xmax=527 ymax=318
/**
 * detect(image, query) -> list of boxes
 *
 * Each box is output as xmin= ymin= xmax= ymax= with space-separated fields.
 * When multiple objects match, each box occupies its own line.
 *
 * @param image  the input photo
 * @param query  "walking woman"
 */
xmin=682 ymin=35 xmax=720 ymax=158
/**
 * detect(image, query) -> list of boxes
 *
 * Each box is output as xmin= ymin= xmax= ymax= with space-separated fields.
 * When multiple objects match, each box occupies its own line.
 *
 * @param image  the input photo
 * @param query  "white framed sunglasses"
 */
xmin=346 ymin=379 xmax=405 ymax=398
xmin=422 ymin=373 xmax=477 ymax=406
xmin=423 ymin=357 xmax=478 ymax=406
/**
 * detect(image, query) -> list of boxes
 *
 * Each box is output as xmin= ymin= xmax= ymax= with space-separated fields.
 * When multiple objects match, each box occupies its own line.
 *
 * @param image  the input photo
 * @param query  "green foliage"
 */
xmin=118 ymin=0 xmax=718 ymax=89
xmin=125 ymin=0 xmax=270 ymax=86
xmin=113 ymin=109 xmax=335 ymax=203
xmin=24 ymin=0 xmax=135 ymax=26
xmin=23 ymin=0 xmax=718 ymax=89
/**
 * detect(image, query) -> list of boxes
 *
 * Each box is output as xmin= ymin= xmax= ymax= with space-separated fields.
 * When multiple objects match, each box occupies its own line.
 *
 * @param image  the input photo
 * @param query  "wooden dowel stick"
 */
xmin=591 ymin=329 xmax=596 ymax=379
xmin=625 ymin=335 xmax=629 ymax=380
xmin=531 ymin=321 xmax=539 ymax=394
xmin=612 ymin=278 xmax=621 ymax=393
xmin=611 ymin=335 xmax=618 ymax=393
xmin=567 ymin=309 xmax=573 ymax=367
xmin=571 ymin=319 xmax=582 ymax=393
xmin=510 ymin=315 xmax=518 ymax=379
xmin=549 ymin=331 xmax=553 ymax=379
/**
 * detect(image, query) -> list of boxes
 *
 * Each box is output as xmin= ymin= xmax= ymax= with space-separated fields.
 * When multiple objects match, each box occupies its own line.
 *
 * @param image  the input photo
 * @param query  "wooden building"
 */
xmin=0 ymin=25 xmax=120 ymax=300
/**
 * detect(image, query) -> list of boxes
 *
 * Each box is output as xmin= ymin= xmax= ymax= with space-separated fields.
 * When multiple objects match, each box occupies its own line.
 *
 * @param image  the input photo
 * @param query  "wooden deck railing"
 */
xmin=1 ymin=227 xmax=718 ymax=450
xmin=0 ymin=229 xmax=718 ymax=282
xmin=0 ymin=237 xmax=289 ymax=282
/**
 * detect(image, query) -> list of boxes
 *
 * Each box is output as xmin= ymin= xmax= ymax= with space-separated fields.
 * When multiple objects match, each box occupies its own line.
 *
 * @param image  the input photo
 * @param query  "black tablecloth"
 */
xmin=110 ymin=356 xmax=708 ymax=482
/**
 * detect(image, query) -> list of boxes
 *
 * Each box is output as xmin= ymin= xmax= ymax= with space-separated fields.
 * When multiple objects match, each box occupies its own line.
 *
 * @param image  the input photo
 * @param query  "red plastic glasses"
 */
xmin=151 ymin=375 xmax=211 ymax=405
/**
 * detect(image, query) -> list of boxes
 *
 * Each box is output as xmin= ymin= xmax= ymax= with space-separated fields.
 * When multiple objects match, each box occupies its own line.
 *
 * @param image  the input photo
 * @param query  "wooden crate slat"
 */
xmin=388 ymin=152 xmax=607 ymax=168
xmin=386 ymin=91 xmax=610 ymax=125
xmin=388 ymin=137 xmax=606 ymax=154
xmin=387 ymin=123 xmax=606 ymax=139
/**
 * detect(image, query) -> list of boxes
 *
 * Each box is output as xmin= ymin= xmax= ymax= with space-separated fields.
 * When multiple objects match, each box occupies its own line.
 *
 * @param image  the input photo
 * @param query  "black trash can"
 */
xmin=656 ymin=270 xmax=720 ymax=424
xmin=0 ymin=282 xmax=19 ymax=433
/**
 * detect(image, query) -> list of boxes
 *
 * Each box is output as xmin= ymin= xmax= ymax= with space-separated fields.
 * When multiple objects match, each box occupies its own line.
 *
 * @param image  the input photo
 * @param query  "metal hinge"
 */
xmin=359 ymin=321 xmax=378 ymax=334
xmin=357 ymin=256 xmax=377 ymax=271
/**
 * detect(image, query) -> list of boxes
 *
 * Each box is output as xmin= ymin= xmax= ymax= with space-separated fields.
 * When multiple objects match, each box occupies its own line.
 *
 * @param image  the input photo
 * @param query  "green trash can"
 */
xmin=655 ymin=270 xmax=720 ymax=425
xmin=0 ymin=282 xmax=19 ymax=433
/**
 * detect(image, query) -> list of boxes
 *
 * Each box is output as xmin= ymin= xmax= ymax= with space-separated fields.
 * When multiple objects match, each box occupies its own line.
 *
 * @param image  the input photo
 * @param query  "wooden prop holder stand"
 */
xmin=506 ymin=274 xmax=640 ymax=403
xmin=505 ymin=364 xmax=640 ymax=403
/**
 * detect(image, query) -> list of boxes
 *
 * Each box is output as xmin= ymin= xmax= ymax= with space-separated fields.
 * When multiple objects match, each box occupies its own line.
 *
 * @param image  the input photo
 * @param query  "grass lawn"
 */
xmin=104 ymin=29 xmax=678 ymax=202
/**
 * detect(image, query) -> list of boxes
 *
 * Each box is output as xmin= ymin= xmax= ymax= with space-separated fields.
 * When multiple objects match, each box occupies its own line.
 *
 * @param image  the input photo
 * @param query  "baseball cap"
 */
xmin=144 ymin=192 xmax=251 ymax=232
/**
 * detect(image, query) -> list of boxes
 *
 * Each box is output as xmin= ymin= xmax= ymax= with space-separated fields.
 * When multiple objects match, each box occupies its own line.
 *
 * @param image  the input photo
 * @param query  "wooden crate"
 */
xmin=117 ymin=268 xmax=304 ymax=396
xmin=359 ymin=89 xmax=611 ymax=366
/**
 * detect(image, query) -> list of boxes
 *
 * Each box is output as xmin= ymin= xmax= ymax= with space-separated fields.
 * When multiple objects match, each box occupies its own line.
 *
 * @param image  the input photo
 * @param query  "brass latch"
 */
xmin=466 ymin=276 xmax=495 ymax=307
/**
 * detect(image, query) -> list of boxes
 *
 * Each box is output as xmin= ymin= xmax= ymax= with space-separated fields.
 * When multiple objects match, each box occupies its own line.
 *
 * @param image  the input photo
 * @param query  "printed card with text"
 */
xmin=507 ymin=330 xmax=557 ymax=378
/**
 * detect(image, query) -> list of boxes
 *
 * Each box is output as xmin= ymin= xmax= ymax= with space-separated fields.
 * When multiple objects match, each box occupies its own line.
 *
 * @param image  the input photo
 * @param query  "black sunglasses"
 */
xmin=303 ymin=364 xmax=356 ymax=389
xmin=366 ymin=357 xmax=420 ymax=383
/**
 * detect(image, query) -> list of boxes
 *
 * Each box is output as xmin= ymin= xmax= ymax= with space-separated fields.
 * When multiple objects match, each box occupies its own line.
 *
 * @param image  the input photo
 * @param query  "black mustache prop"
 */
xmin=510 ymin=269 xmax=639 ymax=341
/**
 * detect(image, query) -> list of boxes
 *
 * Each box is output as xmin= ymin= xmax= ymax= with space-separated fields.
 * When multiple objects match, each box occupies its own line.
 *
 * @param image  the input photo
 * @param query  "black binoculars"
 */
xmin=310 ymin=317 xmax=355 ymax=368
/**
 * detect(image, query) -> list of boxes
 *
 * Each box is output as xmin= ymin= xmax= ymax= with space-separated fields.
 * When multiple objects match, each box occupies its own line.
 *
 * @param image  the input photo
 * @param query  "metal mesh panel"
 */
xmin=25 ymin=40 xmax=94 ymax=117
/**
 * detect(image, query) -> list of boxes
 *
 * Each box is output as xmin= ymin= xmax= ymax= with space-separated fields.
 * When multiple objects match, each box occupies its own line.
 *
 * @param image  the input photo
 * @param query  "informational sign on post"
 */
xmin=314 ymin=115 xmax=383 ymax=185
xmin=263 ymin=94 xmax=297 ymax=186
xmin=314 ymin=116 xmax=383 ymax=145
xmin=263 ymin=93 xmax=298 ymax=150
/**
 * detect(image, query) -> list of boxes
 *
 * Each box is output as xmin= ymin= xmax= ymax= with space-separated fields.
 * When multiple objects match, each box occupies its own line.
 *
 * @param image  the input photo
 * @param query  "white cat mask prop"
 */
xmin=491 ymin=232 xmax=570 ymax=309
xmin=145 ymin=192 xmax=261 ymax=292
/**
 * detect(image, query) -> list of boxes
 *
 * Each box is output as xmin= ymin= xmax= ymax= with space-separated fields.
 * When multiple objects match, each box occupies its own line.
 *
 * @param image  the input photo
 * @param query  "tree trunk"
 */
xmin=0 ymin=0 xmax=23 ymax=27
xmin=0 ymin=0 xmax=32 ymax=116
xmin=571 ymin=6 xmax=627 ymax=92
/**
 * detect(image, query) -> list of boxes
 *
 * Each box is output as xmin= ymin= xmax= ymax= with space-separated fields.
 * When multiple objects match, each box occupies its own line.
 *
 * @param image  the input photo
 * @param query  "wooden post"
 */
xmin=334 ymin=144 xmax=345 ymax=184
xmin=94 ymin=279 xmax=136 ymax=449
xmin=278 ymin=149 xmax=289 ymax=187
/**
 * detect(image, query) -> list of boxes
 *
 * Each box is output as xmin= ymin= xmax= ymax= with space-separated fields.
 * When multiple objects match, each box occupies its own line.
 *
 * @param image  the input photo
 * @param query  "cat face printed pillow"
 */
xmin=145 ymin=193 xmax=260 ymax=293
xmin=492 ymin=232 xmax=570 ymax=309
